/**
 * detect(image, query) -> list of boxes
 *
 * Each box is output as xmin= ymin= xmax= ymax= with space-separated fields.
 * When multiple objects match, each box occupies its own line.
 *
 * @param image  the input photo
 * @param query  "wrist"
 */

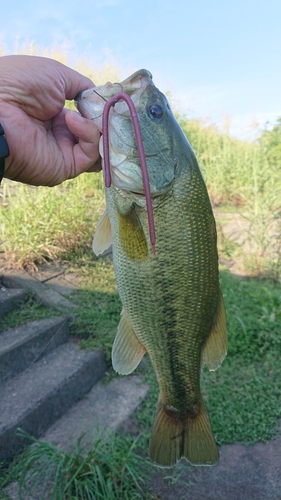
xmin=0 ymin=123 xmax=9 ymax=182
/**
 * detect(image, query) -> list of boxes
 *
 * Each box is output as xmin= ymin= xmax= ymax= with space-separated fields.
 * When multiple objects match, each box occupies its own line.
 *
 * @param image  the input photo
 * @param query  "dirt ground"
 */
xmin=148 ymin=433 xmax=281 ymax=499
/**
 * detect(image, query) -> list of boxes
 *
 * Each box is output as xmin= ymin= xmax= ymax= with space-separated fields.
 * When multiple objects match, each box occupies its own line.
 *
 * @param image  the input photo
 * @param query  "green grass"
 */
xmin=0 ymin=293 xmax=61 ymax=333
xmin=179 ymin=116 xmax=281 ymax=277
xmin=1 ymin=256 xmax=280 ymax=498
xmin=1 ymin=119 xmax=280 ymax=277
xmin=1 ymin=215 xmax=280 ymax=497
xmin=180 ymin=117 xmax=281 ymax=207
xmin=68 ymin=256 xmax=121 ymax=363
xmin=2 ymin=251 xmax=278 ymax=450
xmin=133 ymin=269 xmax=281 ymax=447
xmin=0 ymin=430 xmax=150 ymax=500
xmin=56 ymin=255 xmax=281 ymax=448
xmin=0 ymin=46 xmax=281 ymax=496
xmin=0 ymin=172 xmax=105 ymax=269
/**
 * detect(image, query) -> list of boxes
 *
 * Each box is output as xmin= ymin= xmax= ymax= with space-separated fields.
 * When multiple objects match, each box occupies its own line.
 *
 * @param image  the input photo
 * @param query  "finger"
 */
xmin=85 ymin=157 xmax=102 ymax=172
xmin=58 ymin=62 xmax=96 ymax=100
xmin=65 ymin=110 xmax=100 ymax=141
xmin=65 ymin=110 xmax=100 ymax=161
xmin=52 ymin=110 xmax=99 ymax=177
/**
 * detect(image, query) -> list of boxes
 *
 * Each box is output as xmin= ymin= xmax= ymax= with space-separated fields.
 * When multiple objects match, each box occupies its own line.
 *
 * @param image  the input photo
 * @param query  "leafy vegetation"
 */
xmin=259 ymin=118 xmax=281 ymax=168
xmin=0 ymin=293 xmax=61 ymax=333
xmin=0 ymin=173 xmax=106 ymax=269
xmin=0 ymin=430 xmax=150 ymax=500
xmin=0 ymin=44 xmax=281 ymax=498
xmin=203 ymin=271 xmax=281 ymax=445
xmin=132 ymin=269 xmax=281 ymax=447
xmin=1 ymin=109 xmax=280 ymax=277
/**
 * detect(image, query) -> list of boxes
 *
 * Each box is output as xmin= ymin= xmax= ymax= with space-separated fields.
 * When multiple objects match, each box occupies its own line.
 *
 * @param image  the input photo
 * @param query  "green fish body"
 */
xmin=76 ymin=70 xmax=228 ymax=467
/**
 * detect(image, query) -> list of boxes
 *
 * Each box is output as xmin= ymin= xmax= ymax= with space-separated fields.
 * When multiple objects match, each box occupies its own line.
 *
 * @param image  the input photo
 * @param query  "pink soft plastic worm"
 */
xmin=102 ymin=92 xmax=156 ymax=254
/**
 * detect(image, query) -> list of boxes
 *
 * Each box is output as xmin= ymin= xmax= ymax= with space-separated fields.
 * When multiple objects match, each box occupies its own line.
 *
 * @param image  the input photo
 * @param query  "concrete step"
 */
xmin=3 ymin=375 xmax=149 ymax=500
xmin=0 ymin=343 xmax=106 ymax=462
xmin=0 ymin=287 xmax=28 ymax=319
xmin=42 ymin=375 xmax=149 ymax=451
xmin=1 ymin=273 xmax=75 ymax=314
xmin=0 ymin=316 xmax=70 ymax=384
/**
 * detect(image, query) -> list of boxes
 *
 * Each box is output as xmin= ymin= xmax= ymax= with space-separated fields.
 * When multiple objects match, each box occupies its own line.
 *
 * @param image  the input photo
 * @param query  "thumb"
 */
xmin=65 ymin=110 xmax=101 ymax=172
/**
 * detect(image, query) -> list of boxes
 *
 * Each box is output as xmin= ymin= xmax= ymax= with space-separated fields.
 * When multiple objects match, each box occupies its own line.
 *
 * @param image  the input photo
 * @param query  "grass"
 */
xmin=0 ymin=430 xmax=149 ymax=500
xmin=1 ymin=120 xmax=280 ymax=277
xmin=0 ymin=292 xmax=61 ymax=333
xmin=46 ymin=255 xmax=281 ymax=448
xmin=1 ymin=255 xmax=280 ymax=498
xmin=203 ymin=270 xmax=281 ymax=445
xmin=68 ymin=257 xmax=122 ymax=363
xmin=1 ymin=180 xmax=281 ymax=498
xmin=0 ymin=44 xmax=281 ymax=497
xmin=130 ymin=268 xmax=281 ymax=448
xmin=179 ymin=115 xmax=281 ymax=278
xmin=0 ymin=173 xmax=105 ymax=269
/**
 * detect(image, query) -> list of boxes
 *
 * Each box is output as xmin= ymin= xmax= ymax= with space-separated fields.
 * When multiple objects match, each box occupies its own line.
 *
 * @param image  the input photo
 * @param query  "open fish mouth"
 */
xmin=75 ymin=69 xmax=153 ymax=122
xmin=76 ymin=70 xmax=158 ymax=252
xmin=75 ymin=69 xmax=158 ymax=193
xmin=75 ymin=69 xmax=176 ymax=251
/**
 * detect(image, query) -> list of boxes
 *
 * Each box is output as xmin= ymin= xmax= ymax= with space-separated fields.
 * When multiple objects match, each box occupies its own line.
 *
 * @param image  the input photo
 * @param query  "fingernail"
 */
xmin=67 ymin=110 xmax=84 ymax=123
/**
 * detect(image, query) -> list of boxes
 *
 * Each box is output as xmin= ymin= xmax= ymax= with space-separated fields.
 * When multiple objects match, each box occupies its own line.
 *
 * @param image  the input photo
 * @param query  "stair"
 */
xmin=42 ymin=374 xmax=149 ymax=451
xmin=0 ymin=317 xmax=70 ymax=384
xmin=0 ymin=342 xmax=105 ymax=462
xmin=0 ymin=287 xmax=28 ymax=320
xmin=0 ymin=266 xmax=149 ymax=468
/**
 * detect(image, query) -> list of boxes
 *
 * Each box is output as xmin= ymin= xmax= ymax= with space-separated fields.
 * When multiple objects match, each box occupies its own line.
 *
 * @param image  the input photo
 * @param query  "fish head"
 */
xmin=75 ymin=69 xmax=178 ymax=198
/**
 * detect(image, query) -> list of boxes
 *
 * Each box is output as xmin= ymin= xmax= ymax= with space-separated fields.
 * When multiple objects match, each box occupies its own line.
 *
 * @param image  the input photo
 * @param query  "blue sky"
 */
xmin=2 ymin=0 xmax=281 ymax=139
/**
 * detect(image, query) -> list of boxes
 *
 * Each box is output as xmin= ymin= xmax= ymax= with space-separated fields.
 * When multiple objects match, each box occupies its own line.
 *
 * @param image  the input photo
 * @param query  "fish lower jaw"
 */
xmin=110 ymin=164 xmax=174 ymax=200
xmin=110 ymin=169 xmax=144 ymax=194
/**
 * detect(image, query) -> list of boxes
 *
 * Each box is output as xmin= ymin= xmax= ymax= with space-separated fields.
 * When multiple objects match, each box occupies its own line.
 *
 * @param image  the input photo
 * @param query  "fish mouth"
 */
xmin=75 ymin=69 xmax=153 ymax=122
xmin=75 ymin=69 xmax=174 ymax=197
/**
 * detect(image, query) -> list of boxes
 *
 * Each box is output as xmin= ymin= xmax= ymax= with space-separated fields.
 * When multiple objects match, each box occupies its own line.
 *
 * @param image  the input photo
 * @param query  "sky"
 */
xmin=1 ymin=0 xmax=281 ymax=139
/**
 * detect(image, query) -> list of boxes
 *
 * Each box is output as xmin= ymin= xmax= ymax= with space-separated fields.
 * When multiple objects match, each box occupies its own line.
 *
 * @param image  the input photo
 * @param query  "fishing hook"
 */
xmin=102 ymin=92 xmax=156 ymax=254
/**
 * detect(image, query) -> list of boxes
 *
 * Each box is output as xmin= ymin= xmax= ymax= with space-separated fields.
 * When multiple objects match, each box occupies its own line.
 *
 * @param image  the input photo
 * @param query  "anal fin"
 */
xmin=201 ymin=289 xmax=228 ymax=371
xmin=112 ymin=308 xmax=146 ymax=375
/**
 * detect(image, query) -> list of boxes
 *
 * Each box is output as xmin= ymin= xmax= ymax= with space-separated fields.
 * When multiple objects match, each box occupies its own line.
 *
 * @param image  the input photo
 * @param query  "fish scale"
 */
xmin=108 ymin=165 xmax=219 ymax=414
xmin=75 ymin=69 xmax=228 ymax=467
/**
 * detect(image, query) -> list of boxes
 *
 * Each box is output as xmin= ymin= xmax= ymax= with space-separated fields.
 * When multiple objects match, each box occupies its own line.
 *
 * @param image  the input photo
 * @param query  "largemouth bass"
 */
xmin=75 ymin=70 xmax=228 ymax=467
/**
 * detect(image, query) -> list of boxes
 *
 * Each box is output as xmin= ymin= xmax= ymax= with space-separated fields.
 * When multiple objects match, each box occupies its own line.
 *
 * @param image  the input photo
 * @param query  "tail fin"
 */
xmin=150 ymin=398 xmax=218 ymax=468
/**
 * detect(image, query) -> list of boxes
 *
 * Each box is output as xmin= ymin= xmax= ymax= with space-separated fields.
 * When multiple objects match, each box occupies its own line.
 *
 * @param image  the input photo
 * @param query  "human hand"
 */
xmin=0 ymin=55 xmax=101 ymax=186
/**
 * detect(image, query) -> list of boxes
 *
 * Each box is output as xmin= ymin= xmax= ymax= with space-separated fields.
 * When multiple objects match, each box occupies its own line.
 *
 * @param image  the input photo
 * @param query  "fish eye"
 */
xmin=148 ymin=104 xmax=164 ymax=120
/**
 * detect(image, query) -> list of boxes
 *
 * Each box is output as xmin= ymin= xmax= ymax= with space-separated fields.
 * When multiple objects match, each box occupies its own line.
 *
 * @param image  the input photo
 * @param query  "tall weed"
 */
xmin=181 ymin=117 xmax=281 ymax=277
xmin=0 ymin=173 xmax=105 ymax=269
xmin=1 ymin=430 xmax=147 ymax=500
xmin=0 ymin=42 xmax=280 ymax=277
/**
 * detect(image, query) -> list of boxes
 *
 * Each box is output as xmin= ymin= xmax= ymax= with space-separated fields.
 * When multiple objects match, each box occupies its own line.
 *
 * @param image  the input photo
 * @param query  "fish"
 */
xmin=75 ymin=69 xmax=228 ymax=468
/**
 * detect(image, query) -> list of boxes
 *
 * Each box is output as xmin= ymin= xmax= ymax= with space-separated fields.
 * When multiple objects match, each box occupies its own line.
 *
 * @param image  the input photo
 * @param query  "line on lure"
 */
xmin=102 ymin=92 xmax=156 ymax=254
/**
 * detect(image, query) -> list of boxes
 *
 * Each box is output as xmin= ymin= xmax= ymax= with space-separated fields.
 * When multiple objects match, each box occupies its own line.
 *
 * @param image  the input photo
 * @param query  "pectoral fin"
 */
xmin=92 ymin=210 xmax=112 ymax=256
xmin=201 ymin=289 xmax=228 ymax=371
xmin=112 ymin=308 xmax=146 ymax=374
xmin=118 ymin=205 xmax=148 ymax=260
